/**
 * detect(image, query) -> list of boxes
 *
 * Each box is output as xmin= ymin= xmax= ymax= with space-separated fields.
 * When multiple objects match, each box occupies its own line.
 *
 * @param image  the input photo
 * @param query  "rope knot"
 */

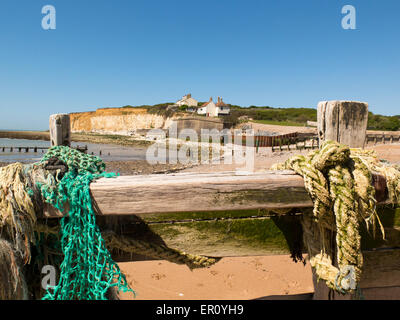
xmin=335 ymin=265 xmax=357 ymax=293
xmin=311 ymin=141 xmax=351 ymax=171
xmin=272 ymin=139 xmax=400 ymax=295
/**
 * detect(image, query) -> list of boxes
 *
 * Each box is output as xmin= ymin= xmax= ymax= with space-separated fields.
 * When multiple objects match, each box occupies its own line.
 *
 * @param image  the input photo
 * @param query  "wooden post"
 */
xmin=314 ymin=100 xmax=400 ymax=299
xmin=49 ymin=114 xmax=71 ymax=147
xmin=314 ymin=101 xmax=369 ymax=299
xmin=317 ymin=101 xmax=368 ymax=148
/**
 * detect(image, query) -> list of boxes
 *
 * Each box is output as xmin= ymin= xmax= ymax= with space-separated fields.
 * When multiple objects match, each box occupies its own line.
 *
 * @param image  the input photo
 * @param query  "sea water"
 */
xmin=0 ymin=138 xmax=149 ymax=163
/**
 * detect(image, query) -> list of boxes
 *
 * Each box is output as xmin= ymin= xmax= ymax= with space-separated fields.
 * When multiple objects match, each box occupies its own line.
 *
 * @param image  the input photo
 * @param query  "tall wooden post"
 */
xmin=313 ymin=101 xmax=368 ymax=300
xmin=313 ymin=101 xmax=400 ymax=300
xmin=49 ymin=114 xmax=71 ymax=147
xmin=317 ymin=101 xmax=368 ymax=148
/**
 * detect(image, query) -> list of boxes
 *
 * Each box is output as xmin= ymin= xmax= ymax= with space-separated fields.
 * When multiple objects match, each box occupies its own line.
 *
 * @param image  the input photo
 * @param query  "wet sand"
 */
xmin=118 ymin=255 xmax=314 ymax=300
xmin=366 ymin=143 xmax=400 ymax=164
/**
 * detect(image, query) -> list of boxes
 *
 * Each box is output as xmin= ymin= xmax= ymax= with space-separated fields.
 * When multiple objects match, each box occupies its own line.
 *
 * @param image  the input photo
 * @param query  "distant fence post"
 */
xmin=317 ymin=101 xmax=368 ymax=148
xmin=49 ymin=114 xmax=71 ymax=147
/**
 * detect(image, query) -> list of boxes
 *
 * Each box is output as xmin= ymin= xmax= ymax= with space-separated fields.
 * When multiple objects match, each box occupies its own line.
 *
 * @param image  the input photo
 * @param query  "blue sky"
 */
xmin=0 ymin=0 xmax=399 ymax=130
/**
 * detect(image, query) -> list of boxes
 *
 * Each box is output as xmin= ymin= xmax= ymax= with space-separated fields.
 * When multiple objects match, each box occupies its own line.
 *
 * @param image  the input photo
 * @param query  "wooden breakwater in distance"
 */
xmin=226 ymin=132 xmax=319 ymax=152
xmin=0 ymin=145 xmax=88 ymax=154
xmin=1 ymin=146 xmax=48 ymax=153
xmin=365 ymin=133 xmax=400 ymax=145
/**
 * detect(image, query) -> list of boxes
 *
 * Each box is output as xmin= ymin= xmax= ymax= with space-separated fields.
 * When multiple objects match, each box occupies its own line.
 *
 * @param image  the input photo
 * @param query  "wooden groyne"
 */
xmin=230 ymin=132 xmax=319 ymax=151
xmin=0 ymin=145 xmax=88 ymax=153
xmin=2 ymin=104 xmax=400 ymax=300
xmin=40 ymin=106 xmax=400 ymax=300
xmin=365 ymin=133 xmax=400 ymax=145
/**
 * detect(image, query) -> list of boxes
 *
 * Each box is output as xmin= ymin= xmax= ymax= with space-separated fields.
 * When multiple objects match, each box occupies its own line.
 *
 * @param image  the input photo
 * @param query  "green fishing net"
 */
xmin=38 ymin=146 xmax=134 ymax=300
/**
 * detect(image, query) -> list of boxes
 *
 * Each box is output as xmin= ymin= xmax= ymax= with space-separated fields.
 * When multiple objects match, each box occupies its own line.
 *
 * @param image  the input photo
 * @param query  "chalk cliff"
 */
xmin=70 ymin=107 xmax=176 ymax=135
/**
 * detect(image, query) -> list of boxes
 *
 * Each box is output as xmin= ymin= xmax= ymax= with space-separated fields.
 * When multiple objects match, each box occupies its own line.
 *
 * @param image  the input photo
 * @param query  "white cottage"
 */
xmin=175 ymin=93 xmax=198 ymax=107
xmin=197 ymin=97 xmax=230 ymax=117
xmin=197 ymin=97 xmax=218 ymax=117
xmin=216 ymin=97 xmax=230 ymax=116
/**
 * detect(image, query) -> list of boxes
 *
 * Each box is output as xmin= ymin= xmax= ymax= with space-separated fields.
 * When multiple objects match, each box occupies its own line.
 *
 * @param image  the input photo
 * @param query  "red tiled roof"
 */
xmin=216 ymin=101 xmax=228 ymax=107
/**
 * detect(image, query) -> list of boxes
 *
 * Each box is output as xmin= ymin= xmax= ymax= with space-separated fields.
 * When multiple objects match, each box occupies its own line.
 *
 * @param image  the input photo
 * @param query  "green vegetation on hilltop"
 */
xmin=117 ymin=103 xmax=400 ymax=131
xmin=226 ymin=105 xmax=400 ymax=131
xmin=227 ymin=106 xmax=317 ymax=127
xmin=367 ymin=113 xmax=400 ymax=131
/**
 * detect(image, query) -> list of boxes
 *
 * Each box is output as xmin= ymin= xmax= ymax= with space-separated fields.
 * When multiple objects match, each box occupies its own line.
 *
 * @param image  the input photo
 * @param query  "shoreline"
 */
xmin=0 ymin=130 xmax=152 ymax=147
xmin=0 ymin=130 xmax=50 ymax=141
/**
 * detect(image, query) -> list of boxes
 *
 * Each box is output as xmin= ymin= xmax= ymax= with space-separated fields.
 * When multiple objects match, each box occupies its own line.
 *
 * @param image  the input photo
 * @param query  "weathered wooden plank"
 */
xmin=102 ymin=214 xmax=294 ymax=261
xmin=91 ymin=206 xmax=400 ymax=261
xmin=43 ymin=170 xmax=314 ymax=217
xmin=43 ymin=169 xmax=389 ymax=218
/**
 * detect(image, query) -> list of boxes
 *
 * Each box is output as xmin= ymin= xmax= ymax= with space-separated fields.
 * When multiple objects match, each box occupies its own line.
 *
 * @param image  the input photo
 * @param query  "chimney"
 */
xmin=218 ymin=97 xmax=220 ymax=103
xmin=210 ymin=97 xmax=213 ymax=102
xmin=187 ymin=93 xmax=191 ymax=98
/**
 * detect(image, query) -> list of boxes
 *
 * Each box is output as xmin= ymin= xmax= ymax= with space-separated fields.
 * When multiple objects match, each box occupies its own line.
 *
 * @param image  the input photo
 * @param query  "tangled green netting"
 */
xmin=38 ymin=146 xmax=134 ymax=300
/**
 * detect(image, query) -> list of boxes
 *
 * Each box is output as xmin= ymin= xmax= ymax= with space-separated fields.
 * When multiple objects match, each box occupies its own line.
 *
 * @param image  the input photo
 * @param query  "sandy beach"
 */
xmin=118 ymin=255 xmax=314 ymax=300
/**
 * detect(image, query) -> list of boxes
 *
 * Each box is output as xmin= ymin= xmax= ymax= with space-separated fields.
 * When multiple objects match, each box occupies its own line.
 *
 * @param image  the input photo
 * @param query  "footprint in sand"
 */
xmin=129 ymin=279 xmax=138 ymax=286
xmin=224 ymin=274 xmax=235 ymax=288
xmin=151 ymin=273 xmax=166 ymax=280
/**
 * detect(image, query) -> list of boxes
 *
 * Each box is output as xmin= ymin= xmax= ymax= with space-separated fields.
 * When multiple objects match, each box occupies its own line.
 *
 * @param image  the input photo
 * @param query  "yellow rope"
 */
xmin=33 ymin=224 xmax=220 ymax=270
xmin=0 ymin=163 xmax=37 ymax=264
xmin=102 ymin=232 xmax=220 ymax=270
xmin=272 ymin=140 xmax=400 ymax=294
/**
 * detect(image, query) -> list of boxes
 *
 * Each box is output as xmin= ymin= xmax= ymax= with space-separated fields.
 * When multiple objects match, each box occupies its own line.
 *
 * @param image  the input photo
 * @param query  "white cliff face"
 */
xmin=70 ymin=108 xmax=178 ymax=135
xmin=89 ymin=114 xmax=168 ymax=134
